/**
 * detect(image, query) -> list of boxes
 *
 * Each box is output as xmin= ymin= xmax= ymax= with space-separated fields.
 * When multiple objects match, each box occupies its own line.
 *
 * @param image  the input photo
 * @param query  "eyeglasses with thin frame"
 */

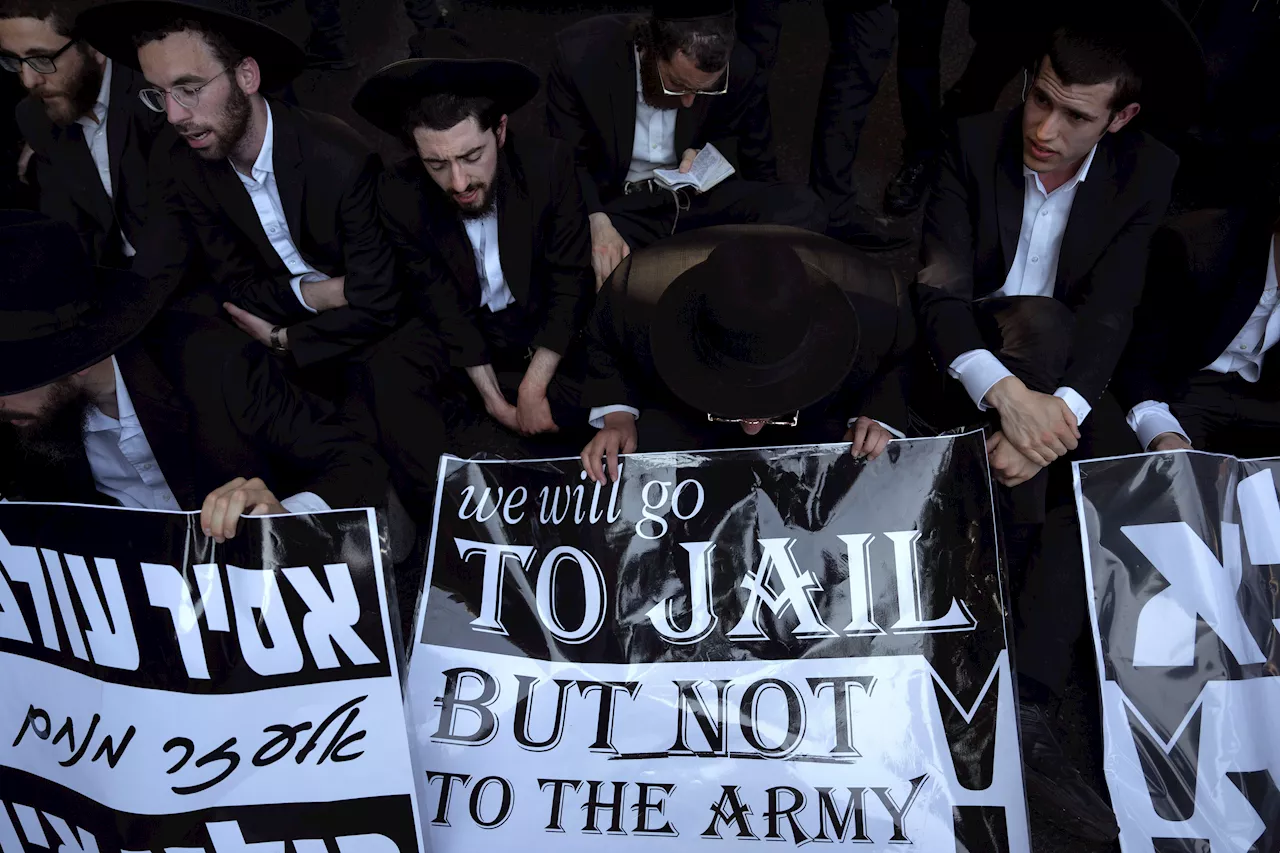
xmin=0 ymin=38 xmax=79 ymax=75
xmin=657 ymin=59 xmax=728 ymax=97
xmin=138 ymin=66 xmax=232 ymax=112
xmin=707 ymin=412 xmax=800 ymax=427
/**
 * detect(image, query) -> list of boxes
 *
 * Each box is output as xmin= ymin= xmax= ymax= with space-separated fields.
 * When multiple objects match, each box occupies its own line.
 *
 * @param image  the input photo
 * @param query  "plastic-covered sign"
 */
xmin=408 ymin=432 xmax=1030 ymax=851
xmin=1074 ymin=451 xmax=1280 ymax=852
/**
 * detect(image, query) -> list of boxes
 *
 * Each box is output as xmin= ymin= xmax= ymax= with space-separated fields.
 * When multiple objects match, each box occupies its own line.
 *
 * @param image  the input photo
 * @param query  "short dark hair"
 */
xmin=645 ymin=13 xmax=734 ymax=73
xmin=1044 ymin=27 xmax=1142 ymax=112
xmin=400 ymin=93 xmax=500 ymax=145
xmin=133 ymin=17 xmax=244 ymax=70
xmin=0 ymin=0 xmax=96 ymax=38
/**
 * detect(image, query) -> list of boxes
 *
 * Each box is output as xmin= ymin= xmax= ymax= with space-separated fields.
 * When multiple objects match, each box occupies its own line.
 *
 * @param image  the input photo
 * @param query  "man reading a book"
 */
xmin=547 ymin=0 xmax=826 ymax=288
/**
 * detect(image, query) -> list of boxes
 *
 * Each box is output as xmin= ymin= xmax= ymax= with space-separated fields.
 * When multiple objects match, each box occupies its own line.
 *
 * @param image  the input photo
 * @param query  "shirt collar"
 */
xmin=83 ymin=355 xmax=140 ymax=437
xmin=1023 ymin=142 xmax=1098 ymax=195
xmin=76 ymin=58 xmax=112 ymax=130
xmin=241 ymin=100 xmax=275 ymax=183
xmin=634 ymin=47 xmax=644 ymax=95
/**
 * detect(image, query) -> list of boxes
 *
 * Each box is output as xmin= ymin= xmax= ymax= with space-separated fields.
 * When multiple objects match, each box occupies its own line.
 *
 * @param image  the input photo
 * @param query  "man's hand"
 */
xmin=1150 ymin=432 xmax=1192 ymax=452
xmin=224 ymin=302 xmax=281 ymax=349
xmin=844 ymin=416 xmax=893 ymax=461
xmin=678 ymin=147 xmax=700 ymax=173
xmin=484 ymin=395 xmax=522 ymax=433
xmin=581 ymin=411 xmax=638 ymax=484
xmin=300 ymin=276 xmax=347 ymax=312
xmin=986 ymin=431 xmax=1043 ymax=488
xmin=17 ymin=143 xmax=33 ymax=185
xmin=985 ymin=376 xmax=1080 ymax=466
xmin=201 ymin=477 xmax=286 ymax=543
xmin=589 ymin=211 xmax=630 ymax=291
xmin=516 ymin=383 xmax=559 ymax=436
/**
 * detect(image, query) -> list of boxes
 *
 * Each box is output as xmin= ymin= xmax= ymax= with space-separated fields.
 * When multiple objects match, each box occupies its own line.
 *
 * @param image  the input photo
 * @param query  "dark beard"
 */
xmin=455 ymin=151 xmax=505 ymax=220
xmin=635 ymin=46 xmax=686 ymax=111
xmin=5 ymin=381 xmax=91 ymax=468
xmin=199 ymin=84 xmax=252 ymax=161
xmin=41 ymin=47 xmax=104 ymax=127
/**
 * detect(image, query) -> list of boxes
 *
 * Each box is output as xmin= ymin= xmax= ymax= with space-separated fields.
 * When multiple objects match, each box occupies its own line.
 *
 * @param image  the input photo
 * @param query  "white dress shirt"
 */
xmin=948 ymin=145 xmax=1099 ymax=424
xmin=82 ymin=357 xmax=328 ymax=513
xmin=462 ymin=212 xmax=515 ymax=313
xmin=1127 ymin=235 xmax=1280 ymax=448
xmin=75 ymin=60 xmax=136 ymax=258
xmin=231 ymin=103 xmax=326 ymax=314
xmin=625 ymin=49 xmax=678 ymax=183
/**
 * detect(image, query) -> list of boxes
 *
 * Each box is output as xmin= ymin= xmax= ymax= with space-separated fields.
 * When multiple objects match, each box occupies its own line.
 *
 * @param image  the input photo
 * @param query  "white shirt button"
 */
xmin=1041 ymin=209 xmax=1049 ymax=217
xmin=1240 ymin=344 xmax=1249 ymax=350
xmin=1031 ymin=256 xmax=1040 ymax=264
xmin=141 ymin=463 xmax=152 ymax=470
xmin=162 ymin=493 xmax=174 ymax=502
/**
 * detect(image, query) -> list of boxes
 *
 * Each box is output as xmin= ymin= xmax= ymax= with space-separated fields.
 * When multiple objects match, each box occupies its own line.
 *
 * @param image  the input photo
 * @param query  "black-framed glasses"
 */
xmin=138 ymin=66 xmax=231 ymax=112
xmin=0 ymin=38 xmax=79 ymax=75
xmin=657 ymin=60 xmax=728 ymax=97
xmin=707 ymin=412 xmax=800 ymax=427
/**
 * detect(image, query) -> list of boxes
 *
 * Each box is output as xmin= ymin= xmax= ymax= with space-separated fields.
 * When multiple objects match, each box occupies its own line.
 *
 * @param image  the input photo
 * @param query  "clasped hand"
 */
xmin=988 ymin=377 xmax=1080 ymax=466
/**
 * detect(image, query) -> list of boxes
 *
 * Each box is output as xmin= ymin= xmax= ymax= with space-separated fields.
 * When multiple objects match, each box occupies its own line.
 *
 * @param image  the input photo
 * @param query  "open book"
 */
xmin=653 ymin=143 xmax=735 ymax=193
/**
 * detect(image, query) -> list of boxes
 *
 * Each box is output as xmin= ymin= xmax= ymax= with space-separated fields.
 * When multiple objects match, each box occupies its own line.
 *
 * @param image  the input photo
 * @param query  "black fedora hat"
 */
xmin=77 ymin=0 xmax=305 ymax=90
xmin=352 ymin=31 xmax=539 ymax=139
xmin=651 ymin=237 xmax=860 ymax=421
xmin=0 ymin=211 xmax=170 ymax=396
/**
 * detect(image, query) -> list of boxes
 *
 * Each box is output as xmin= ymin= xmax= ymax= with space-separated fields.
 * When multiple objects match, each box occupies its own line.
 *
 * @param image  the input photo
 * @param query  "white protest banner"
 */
xmin=407 ymin=433 xmax=1031 ymax=851
xmin=1074 ymin=451 xmax=1280 ymax=852
xmin=0 ymin=503 xmax=424 ymax=853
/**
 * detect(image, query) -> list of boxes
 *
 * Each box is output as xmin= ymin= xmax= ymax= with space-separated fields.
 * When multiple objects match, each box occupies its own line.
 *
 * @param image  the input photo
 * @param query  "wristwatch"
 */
xmin=269 ymin=325 xmax=288 ymax=355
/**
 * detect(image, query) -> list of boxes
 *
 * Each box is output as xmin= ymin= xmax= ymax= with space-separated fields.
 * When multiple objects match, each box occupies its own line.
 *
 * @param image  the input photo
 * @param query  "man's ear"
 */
xmin=236 ymin=56 xmax=262 ymax=96
xmin=495 ymin=114 xmax=508 ymax=148
xmin=1107 ymin=102 xmax=1141 ymax=134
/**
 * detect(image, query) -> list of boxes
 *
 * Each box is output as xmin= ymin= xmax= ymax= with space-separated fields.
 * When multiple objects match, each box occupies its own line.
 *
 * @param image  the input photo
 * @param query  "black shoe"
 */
xmin=826 ymin=205 xmax=914 ymax=252
xmin=884 ymin=159 xmax=934 ymax=217
xmin=1018 ymin=700 xmax=1121 ymax=843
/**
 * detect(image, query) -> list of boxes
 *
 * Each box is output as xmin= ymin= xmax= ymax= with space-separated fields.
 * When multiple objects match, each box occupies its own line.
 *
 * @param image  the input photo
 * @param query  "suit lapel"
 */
xmin=674 ymin=94 xmax=713 ymax=156
xmin=611 ymin=40 xmax=638 ymax=179
xmin=423 ymin=178 xmax=483 ymax=305
xmin=1055 ymin=144 xmax=1117 ymax=300
xmin=497 ymin=151 xmax=533 ymax=306
xmin=995 ymin=118 xmax=1026 ymax=275
xmin=270 ymin=102 xmax=307 ymax=243
xmin=105 ymin=64 xmax=133 ymax=205
xmin=115 ymin=345 xmax=201 ymax=510
xmin=59 ymin=122 xmax=116 ymax=234
xmin=1218 ymin=210 xmax=1275 ymax=340
xmin=208 ymin=158 xmax=280 ymax=268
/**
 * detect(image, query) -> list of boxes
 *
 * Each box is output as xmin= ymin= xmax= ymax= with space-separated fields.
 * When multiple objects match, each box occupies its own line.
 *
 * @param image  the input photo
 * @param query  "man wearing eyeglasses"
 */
xmin=547 ymin=0 xmax=826 ymax=290
xmin=77 ymin=0 xmax=398 ymax=383
xmin=1 ymin=0 xmax=166 ymax=268
xmin=579 ymin=225 xmax=910 ymax=485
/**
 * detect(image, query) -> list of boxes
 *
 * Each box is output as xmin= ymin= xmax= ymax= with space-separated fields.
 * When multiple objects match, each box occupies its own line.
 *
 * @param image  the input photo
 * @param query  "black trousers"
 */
xmin=808 ymin=0 xmax=896 ymax=227
xmin=1171 ymin=370 xmax=1280 ymax=459
xmin=603 ymin=179 xmax=827 ymax=253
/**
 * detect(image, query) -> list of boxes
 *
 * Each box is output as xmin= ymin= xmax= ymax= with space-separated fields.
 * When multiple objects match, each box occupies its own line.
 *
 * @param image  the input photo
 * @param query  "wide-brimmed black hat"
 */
xmin=652 ymin=0 xmax=734 ymax=21
xmin=352 ymin=31 xmax=539 ymax=139
xmin=0 ymin=211 xmax=169 ymax=396
xmin=650 ymin=237 xmax=860 ymax=421
xmin=77 ymin=0 xmax=305 ymax=90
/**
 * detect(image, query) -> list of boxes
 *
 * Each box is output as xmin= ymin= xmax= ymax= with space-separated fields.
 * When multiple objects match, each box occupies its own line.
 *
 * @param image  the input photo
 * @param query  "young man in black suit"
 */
xmin=77 ymin=0 xmax=399 ymax=376
xmin=546 ymin=0 xmax=825 ymax=288
xmin=0 ymin=211 xmax=389 ymax=542
xmin=1 ymin=0 xmax=166 ymax=267
xmin=913 ymin=5 xmax=1202 ymax=838
xmin=1116 ymin=205 xmax=1280 ymax=458
xmin=351 ymin=34 xmax=594 ymax=518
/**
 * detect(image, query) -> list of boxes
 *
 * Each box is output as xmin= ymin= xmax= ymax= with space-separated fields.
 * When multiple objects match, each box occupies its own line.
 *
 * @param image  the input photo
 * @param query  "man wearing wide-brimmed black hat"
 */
xmin=912 ymin=3 xmax=1205 ymax=839
xmin=349 ymin=31 xmax=594 ymax=519
xmin=546 ymin=0 xmax=826 ymax=290
xmin=579 ymin=225 xmax=912 ymax=484
xmin=0 ymin=211 xmax=389 ymax=542
xmin=75 ymin=0 xmax=398 ymax=378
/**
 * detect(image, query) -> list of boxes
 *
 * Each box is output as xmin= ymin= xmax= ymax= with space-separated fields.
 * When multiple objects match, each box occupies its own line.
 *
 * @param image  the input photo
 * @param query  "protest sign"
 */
xmin=407 ymin=432 xmax=1031 ymax=851
xmin=1074 ymin=451 xmax=1280 ymax=852
xmin=0 ymin=504 xmax=423 ymax=853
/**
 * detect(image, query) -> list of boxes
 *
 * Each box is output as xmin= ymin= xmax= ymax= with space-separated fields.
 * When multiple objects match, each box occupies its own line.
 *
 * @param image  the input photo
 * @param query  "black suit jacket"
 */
xmin=584 ymin=224 xmax=913 ymax=436
xmin=0 ymin=314 xmax=389 ymax=510
xmin=17 ymin=62 xmax=166 ymax=267
xmin=545 ymin=14 xmax=777 ymax=214
xmin=916 ymin=108 xmax=1179 ymax=405
xmin=140 ymin=99 xmax=399 ymax=368
xmin=1114 ymin=207 xmax=1280 ymax=409
xmin=378 ymin=135 xmax=593 ymax=368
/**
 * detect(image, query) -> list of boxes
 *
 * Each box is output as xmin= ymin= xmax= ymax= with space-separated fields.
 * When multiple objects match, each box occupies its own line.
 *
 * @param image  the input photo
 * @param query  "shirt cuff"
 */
xmin=1053 ymin=386 xmax=1092 ymax=425
xmin=589 ymin=405 xmax=640 ymax=429
xmin=948 ymin=349 xmax=1013 ymax=412
xmin=846 ymin=417 xmax=905 ymax=439
xmin=280 ymin=492 xmax=331 ymax=514
xmin=1126 ymin=400 xmax=1190 ymax=451
xmin=289 ymin=273 xmax=322 ymax=315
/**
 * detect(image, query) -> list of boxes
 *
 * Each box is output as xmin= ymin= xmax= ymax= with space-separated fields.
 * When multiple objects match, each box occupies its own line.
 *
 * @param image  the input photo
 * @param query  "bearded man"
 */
xmin=1 ymin=0 xmax=166 ymax=267
xmin=350 ymin=33 xmax=594 ymax=519
xmin=77 ymin=0 xmax=399 ymax=379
